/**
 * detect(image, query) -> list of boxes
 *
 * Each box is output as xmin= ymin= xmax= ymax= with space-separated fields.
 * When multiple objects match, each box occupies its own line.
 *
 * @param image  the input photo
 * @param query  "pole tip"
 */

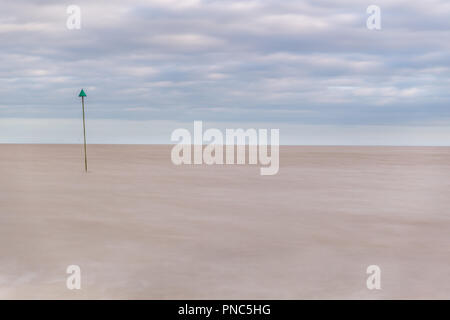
xmin=79 ymin=89 xmax=87 ymax=97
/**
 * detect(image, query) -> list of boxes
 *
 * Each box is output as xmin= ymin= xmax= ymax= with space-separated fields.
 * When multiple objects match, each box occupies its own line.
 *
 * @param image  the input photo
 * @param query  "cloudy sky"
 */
xmin=1 ymin=0 xmax=450 ymax=144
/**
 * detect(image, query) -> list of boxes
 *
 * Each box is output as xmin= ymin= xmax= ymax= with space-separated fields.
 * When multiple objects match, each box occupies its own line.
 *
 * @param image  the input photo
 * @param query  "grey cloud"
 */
xmin=0 ymin=0 xmax=449 ymax=131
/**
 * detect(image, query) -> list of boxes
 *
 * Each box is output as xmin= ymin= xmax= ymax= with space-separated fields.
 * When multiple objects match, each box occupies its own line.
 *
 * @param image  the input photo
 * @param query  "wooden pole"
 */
xmin=82 ymin=96 xmax=88 ymax=172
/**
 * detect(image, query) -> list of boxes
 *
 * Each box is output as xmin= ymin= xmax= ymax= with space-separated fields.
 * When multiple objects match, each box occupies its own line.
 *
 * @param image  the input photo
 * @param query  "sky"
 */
xmin=1 ymin=0 xmax=450 ymax=144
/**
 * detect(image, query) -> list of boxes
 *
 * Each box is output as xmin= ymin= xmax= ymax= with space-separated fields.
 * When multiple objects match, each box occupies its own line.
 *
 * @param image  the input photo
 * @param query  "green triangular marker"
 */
xmin=79 ymin=89 xmax=87 ymax=97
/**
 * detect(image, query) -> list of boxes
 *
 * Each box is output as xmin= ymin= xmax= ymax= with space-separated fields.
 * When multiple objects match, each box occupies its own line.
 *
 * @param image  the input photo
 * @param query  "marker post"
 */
xmin=79 ymin=89 xmax=88 ymax=172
